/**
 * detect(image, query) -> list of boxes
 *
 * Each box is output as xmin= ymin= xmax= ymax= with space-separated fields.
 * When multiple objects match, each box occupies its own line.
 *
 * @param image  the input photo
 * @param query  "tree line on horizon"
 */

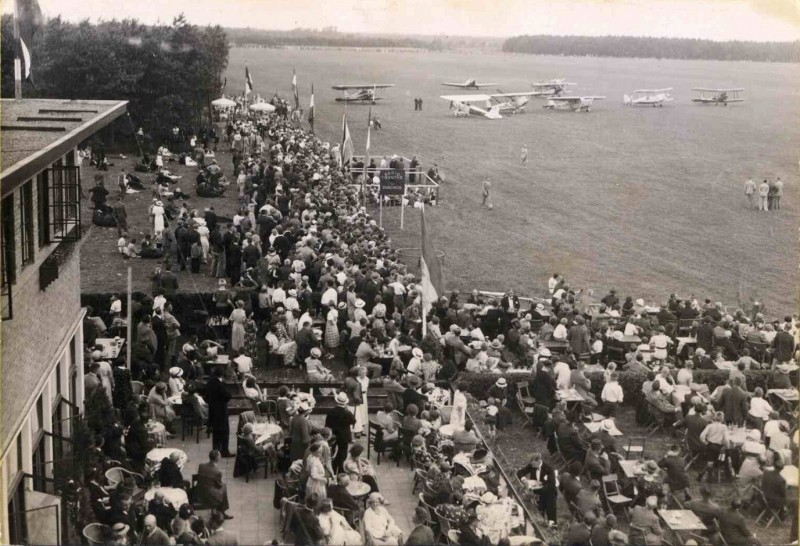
xmin=1 ymin=13 xmax=229 ymax=145
xmin=502 ymin=34 xmax=800 ymax=63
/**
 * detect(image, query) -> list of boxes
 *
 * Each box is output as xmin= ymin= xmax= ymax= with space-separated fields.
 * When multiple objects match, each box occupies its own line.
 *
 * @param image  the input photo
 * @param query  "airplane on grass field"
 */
xmin=441 ymin=78 xmax=499 ymax=89
xmin=623 ymin=88 xmax=674 ymax=107
xmin=440 ymin=91 xmax=543 ymax=119
xmin=530 ymin=79 xmax=576 ymax=96
xmin=543 ymin=95 xmax=605 ymax=112
xmin=331 ymin=84 xmax=394 ymax=103
xmin=691 ymin=88 xmax=744 ymax=105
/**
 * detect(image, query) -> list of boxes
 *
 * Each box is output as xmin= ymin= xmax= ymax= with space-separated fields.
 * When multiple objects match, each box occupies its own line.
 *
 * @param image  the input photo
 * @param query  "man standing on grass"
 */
xmin=774 ymin=177 xmax=784 ymax=209
xmin=744 ymin=177 xmax=756 ymax=209
xmin=482 ymin=177 xmax=492 ymax=209
xmin=758 ymin=179 xmax=770 ymax=211
xmin=521 ymin=145 xmax=528 ymax=167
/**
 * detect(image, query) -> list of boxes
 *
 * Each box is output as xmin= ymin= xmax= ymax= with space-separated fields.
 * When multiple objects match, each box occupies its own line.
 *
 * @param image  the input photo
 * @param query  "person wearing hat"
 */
xmin=458 ymin=511 xmax=490 ymax=546
xmin=405 ymin=506 xmax=435 ymax=546
xmin=486 ymin=377 xmax=509 ymax=408
xmin=290 ymin=401 xmax=314 ymax=462
xmin=531 ymin=359 xmax=557 ymax=409
xmin=147 ymin=382 xmax=177 ymax=432
xmin=325 ymin=392 xmax=357 ymax=473
xmin=305 ymin=347 xmax=334 ymax=383
xmin=401 ymin=375 xmax=427 ymax=413
xmin=771 ymin=362 xmax=794 ymax=389
xmin=108 ymin=494 xmax=138 ymax=542
xmin=585 ymin=438 xmax=612 ymax=480
xmin=168 ymin=366 xmax=185 ymax=396
xmin=110 ymin=522 xmax=133 ymax=544
xmin=629 ymin=496 xmax=663 ymax=546
xmin=364 ymin=492 xmax=403 ymax=545
xmin=406 ymin=347 xmax=424 ymax=376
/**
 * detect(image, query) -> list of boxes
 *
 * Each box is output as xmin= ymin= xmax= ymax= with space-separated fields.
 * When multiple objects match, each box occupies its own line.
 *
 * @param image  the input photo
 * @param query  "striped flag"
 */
xmin=16 ymin=0 xmax=42 ymax=82
xmin=308 ymin=84 xmax=315 ymax=133
xmin=292 ymin=68 xmax=300 ymax=110
xmin=245 ymin=63 xmax=254 ymax=95
xmin=420 ymin=207 xmax=444 ymax=313
xmin=341 ymin=112 xmax=354 ymax=168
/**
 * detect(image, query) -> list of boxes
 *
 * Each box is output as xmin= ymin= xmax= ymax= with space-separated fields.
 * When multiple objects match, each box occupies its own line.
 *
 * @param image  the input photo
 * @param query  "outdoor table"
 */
xmin=477 ymin=501 xmax=525 ymax=544
xmin=781 ymin=464 xmax=798 ymax=488
xmin=96 ymin=338 xmax=125 ymax=360
xmin=203 ymin=355 xmax=230 ymax=375
xmin=556 ymin=388 xmax=586 ymax=403
xmin=144 ymin=487 xmax=189 ymax=510
xmin=644 ymin=306 xmax=661 ymax=315
xmin=252 ymin=422 xmax=283 ymax=446
xmin=439 ymin=424 xmax=456 ymax=437
xmin=618 ymin=460 xmax=646 ymax=479
xmin=619 ymin=335 xmax=642 ymax=344
xmin=767 ymin=388 xmax=799 ymax=417
xmin=346 ymin=481 xmax=371 ymax=498
xmin=146 ymin=421 xmax=167 ymax=447
xmin=168 ymin=394 xmax=182 ymax=405
xmin=727 ymin=426 xmax=761 ymax=447
xmin=583 ymin=422 xmax=623 ymax=436
xmin=658 ymin=509 xmax=706 ymax=544
xmin=146 ymin=448 xmax=187 ymax=473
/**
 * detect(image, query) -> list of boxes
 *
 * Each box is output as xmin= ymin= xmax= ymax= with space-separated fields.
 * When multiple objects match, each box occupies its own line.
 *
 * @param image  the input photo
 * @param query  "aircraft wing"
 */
xmin=692 ymin=87 xmax=744 ymax=92
xmin=440 ymin=94 xmax=493 ymax=103
xmin=442 ymin=83 xmax=469 ymax=88
xmin=331 ymin=84 xmax=395 ymax=90
xmin=491 ymin=92 xmax=542 ymax=98
xmin=547 ymin=96 xmax=583 ymax=103
xmin=632 ymin=88 xmax=673 ymax=93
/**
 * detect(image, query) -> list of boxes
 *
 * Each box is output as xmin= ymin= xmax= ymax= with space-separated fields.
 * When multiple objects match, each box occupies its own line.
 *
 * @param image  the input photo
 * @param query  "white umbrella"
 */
xmin=249 ymin=102 xmax=276 ymax=112
xmin=211 ymin=97 xmax=236 ymax=107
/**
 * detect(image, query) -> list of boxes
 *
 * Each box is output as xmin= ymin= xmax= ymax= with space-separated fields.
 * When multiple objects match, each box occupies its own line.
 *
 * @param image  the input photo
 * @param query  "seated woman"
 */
xmin=343 ymin=444 xmax=379 ymax=493
xmin=182 ymin=383 xmax=209 ymax=422
xmin=237 ymin=423 xmax=277 ymax=473
xmin=242 ymin=374 xmax=270 ymax=413
xmin=168 ymin=367 xmax=185 ymax=397
xmin=147 ymin=382 xmax=177 ymax=432
xmin=364 ymin=493 xmax=403 ymax=546
xmin=306 ymin=348 xmax=335 ymax=382
xmin=374 ymin=401 xmax=399 ymax=441
xmin=318 ymin=499 xmax=362 ymax=546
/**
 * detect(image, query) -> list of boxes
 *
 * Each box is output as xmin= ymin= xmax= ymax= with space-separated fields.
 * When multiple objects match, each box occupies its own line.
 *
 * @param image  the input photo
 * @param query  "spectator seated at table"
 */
xmin=364 ymin=493 xmax=404 ymax=546
xmin=718 ymin=498 xmax=762 ymax=546
xmin=658 ymin=445 xmax=690 ymax=501
xmin=196 ymin=450 xmax=232 ymax=519
xmin=411 ymin=434 xmax=436 ymax=468
xmin=147 ymin=490 xmax=177 ymax=534
xmin=158 ymin=451 xmax=188 ymax=489
xmin=736 ymin=450 xmax=765 ymax=505
xmin=141 ymin=514 xmax=171 ymax=546
xmin=147 ymin=383 xmax=177 ymax=433
xmin=762 ymin=458 xmax=788 ymax=517
xmin=574 ymin=479 xmax=604 ymax=519
xmin=558 ymin=420 xmax=588 ymax=463
xmin=374 ymin=401 xmax=399 ymax=442
xmin=635 ymin=461 xmax=665 ymax=504
xmin=343 ymin=444 xmax=379 ymax=493
xmin=584 ymin=439 xmax=612 ymax=480
xmin=622 ymin=353 xmax=649 ymax=374
xmin=768 ymin=421 xmax=792 ymax=462
xmin=684 ymin=485 xmax=722 ymax=536
xmin=770 ymin=363 xmax=794 ymax=389
xmin=181 ymin=383 xmax=209 ymax=423
xmin=424 ymin=460 xmax=456 ymax=506
xmin=451 ymin=420 xmax=480 ymax=452
xmin=327 ymin=474 xmax=361 ymax=521
xmin=318 ymin=498 xmax=363 ymax=546
xmin=645 ymin=380 xmax=679 ymax=423
xmin=629 ymin=496 xmax=663 ymax=546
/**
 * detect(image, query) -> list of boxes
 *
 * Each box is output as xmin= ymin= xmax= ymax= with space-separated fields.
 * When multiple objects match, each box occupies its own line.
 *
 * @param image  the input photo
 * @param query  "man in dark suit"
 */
xmin=658 ymin=445 xmax=691 ymax=500
xmin=531 ymin=360 xmax=557 ymax=408
xmin=158 ymin=452 xmax=186 ymax=489
xmin=459 ymin=512 xmax=491 ymax=546
xmin=197 ymin=450 xmax=232 ymax=519
xmin=584 ymin=439 xmax=611 ymax=480
xmin=325 ymin=393 xmax=356 ymax=473
xmin=290 ymin=495 xmax=324 ymax=546
xmin=516 ymin=452 xmax=558 ymax=523
xmin=565 ymin=512 xmax=594 ymax=546
xmin=206 ymin=367 xmax=233 ymax=456
xmin=559 ymin=421 xmax=588 ymax=463
xmin=159 ymin=265 xmax=179 ymax=297
xmin=327 ymin=474 xmax=361 ymax=515
xmin=290 ymin=404 xmax=313 ymax=461
xmin=483 ymin=300 xmax=505 ymax=339
xmin=106 ymin=494 xmax=138 ymax=543
xmin=762 ymin=459 xmax=788 ymax=515
xmin=405 ymin=507 xmax=435 ymax=546
xmin=673 ymin=402 xmax=709 ymax=454
xmin=717 ymin=498 xmax=759 ymax=546
xmin=773 ymin=324 xmax=796 ymax=364
xmin=204 ymin=206 xmax=218 ymax=231
xmin=718 ymin=376 xmax=749 ymax=425
xmin=695 ymin=317 xmax=715 ymax=352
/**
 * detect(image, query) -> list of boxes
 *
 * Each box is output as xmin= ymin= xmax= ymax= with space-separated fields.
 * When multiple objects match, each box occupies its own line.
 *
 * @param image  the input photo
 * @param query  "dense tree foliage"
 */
xmin=503 ymin=34 xmax=800 ymax=63
xmin=1 ymin=14 xmax=229 ymax=144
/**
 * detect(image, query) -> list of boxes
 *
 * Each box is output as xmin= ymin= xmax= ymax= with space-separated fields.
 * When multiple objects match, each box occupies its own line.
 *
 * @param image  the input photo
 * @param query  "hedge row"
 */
xmin=457 ymin=369 xmax=795 ymax=406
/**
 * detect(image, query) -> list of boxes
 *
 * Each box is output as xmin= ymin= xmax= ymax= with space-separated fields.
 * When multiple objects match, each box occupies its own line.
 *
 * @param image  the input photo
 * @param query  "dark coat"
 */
xmin=325 ymin=406 xmax=356 ymax=444
xmin=531 ymin=369 xmax=557 ymax=408
xmin=718 ymin=386 xmax=749 ymax=425
xmin=205 ymin=376 xmax=231 ymax=432
xmin=327 ymin=484 xmax=360 ymax=512
xmin=658 ymin=454 xmax=690 ymax=490
xmin=196 ymin=461 xmax=227 ymax=509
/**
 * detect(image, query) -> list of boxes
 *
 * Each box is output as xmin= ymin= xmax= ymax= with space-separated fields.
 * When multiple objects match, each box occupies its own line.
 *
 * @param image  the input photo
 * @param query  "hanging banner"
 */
xmin=379 ymin=169 xmax=405 ymax=195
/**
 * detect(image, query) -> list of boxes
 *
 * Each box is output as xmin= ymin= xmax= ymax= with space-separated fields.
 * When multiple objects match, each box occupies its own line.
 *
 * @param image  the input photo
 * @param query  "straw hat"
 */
xmin=354 ymin=299 xmax=366 ymax=308
xmin=310 ymin=347 xmax=322 ymax=358
xmin=169 ymin=367 xmax=183 ymax=377
xmin=495 ymin=377 xmax=508 ymax=388
xmin=335 ymin=392 xmax=349 ymax=406
xmin=412 ymin=348 xmax=423 ymax=358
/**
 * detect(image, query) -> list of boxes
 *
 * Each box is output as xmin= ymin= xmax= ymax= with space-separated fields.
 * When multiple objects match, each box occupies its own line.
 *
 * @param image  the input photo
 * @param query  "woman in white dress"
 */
xmin=167 ymin=367 xmax=185 ymax=397
xmin=151 ymin=200 xmax=165 ymax=237
xmin=229 ymin=300 xmax=247 ymax=352
xmin=318 ymin=500 xmax=362 ymax=546
xmin=304 ymin=442 xmax=328 ymax=505
xmin=451 ymin=381 xmax=468 ymax=431
xmin=196 ymin=223 xmax=210 ymax=262
xmin=355 ymin=366 xmax=370 ymax=434
xmin=363 ymin=493 xmax=403 ymax=546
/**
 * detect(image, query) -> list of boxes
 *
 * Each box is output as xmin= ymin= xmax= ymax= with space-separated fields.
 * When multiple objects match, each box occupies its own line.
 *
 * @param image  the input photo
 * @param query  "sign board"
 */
xmin=379 ymin=169 xmax=405 ymax=196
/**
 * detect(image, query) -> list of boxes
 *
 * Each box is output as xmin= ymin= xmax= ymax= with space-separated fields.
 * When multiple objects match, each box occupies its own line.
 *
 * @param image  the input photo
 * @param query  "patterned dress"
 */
xmin=243 ymin=318 xmax=258 ymax=359
xmin=324 ymin=309 xmax=340 ymax=349
xmin=112 ymin=366 xmax=133 ymax=410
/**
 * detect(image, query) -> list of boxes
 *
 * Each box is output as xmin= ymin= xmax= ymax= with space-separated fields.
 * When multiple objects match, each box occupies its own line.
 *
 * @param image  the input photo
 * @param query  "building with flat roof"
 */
xmin=0 ymin=98 xmax=127 ymax=544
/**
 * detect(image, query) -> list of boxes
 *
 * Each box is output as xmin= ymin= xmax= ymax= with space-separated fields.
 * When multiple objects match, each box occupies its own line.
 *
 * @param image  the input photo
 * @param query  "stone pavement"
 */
xmin=164 ymin=415 xmax=418 ymax=545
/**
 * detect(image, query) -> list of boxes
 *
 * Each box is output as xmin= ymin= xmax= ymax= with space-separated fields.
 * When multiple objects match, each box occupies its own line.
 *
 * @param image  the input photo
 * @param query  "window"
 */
xmin=37 ymin=171 xmax=49 ymax=248
xmin=20 ymin=181 xmax=34 ymax=265
xmin=1 ymin=194 xmax=15 ymax=320
xmin=43 ymin=160 xmax=82 ymax=242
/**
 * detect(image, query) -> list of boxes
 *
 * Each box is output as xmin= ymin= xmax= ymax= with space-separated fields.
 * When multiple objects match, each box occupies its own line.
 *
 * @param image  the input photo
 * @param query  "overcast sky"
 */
xmin=15 ymin=0 xmax=800 ymax=42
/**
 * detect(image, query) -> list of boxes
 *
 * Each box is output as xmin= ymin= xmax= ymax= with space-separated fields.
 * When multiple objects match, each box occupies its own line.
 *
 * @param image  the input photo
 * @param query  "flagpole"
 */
xmin=379 ymin=196 xmax=383 ymax=229
xmin=13 ymin=0 xmax=22 ymax=99
xmin=421 ymin=206 xmax=427 ymax=337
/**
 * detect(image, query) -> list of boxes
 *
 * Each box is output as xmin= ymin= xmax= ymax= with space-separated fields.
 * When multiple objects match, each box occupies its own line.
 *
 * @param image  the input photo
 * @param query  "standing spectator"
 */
xmin=112 ymin=196 xmax=127 ymax=237
xmin=325 ymin=392 xmax=356 ymax=473
xmin=206 ymin=367 xmax=233 ymax=457
xmin=758 ymin=179 xmax=770 ymax=211
xmin=744 ymin=177 xmax=756 ymax=209
xmin=481 ymin=177 xmax=492 ymax=208
xmin=196 ymin=451 xmax=233 ymax=519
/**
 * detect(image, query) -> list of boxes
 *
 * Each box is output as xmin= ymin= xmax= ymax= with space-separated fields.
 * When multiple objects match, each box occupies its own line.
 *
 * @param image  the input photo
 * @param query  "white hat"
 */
xmin=535 ymin=303 xmax=544 ymax=311
xmin=636 ymin=298 xmax=645 ymax=307
xmin=298 ymin=402 xmax=311 ymax=413
xmin=310 ymin=347 xmax=322 ymax=358
xmin=335 ymin=392 xmax=349 ymax=406
xmin=539 ymin=348 xmax=552 ymax=357
xmin=601 ymin=419 xmax=622 ymax=436
xmin=288 ymin=289 xmax=297 ymax=296
xmin=91 ymin=350 xmax=103 ymax=360
xmin=169 ymin=367 xmax=183 ymax=377
xmin=487 ymin=405 xmax=498 ymax=417
xmin=412 ymin=348 xmax=423 ymax=358
xmin=480 ymin=492 xmax=498 ymax=504
xmin=495 ymin=377 xmax=508 ymax=388
xmin=354 ymin=299 xmax=366 ymax=308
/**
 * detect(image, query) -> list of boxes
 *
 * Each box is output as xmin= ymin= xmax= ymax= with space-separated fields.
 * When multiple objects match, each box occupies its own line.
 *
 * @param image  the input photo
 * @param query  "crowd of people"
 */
xmin=78 ymin=96 xmax=799 ymax=546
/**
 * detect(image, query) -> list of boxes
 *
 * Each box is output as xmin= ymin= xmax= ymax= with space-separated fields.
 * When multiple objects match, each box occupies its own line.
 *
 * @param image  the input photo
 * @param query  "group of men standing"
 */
xmin=745 ymin=177 xmax=784 ymax=211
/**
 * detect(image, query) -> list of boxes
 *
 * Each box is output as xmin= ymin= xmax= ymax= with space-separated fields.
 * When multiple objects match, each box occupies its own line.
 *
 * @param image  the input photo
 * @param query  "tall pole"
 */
xmin=126 ymin=267 xmax=132 ymax=368
xmin=379 ymin=196 xmax=383 ymax=229
xmin=13 ymin=0 xmax=22 ymax=99
xmin=400 ymin=188 xmax=405 ymax=230
xmin=421 ymin=207 xmax=427 ymax=337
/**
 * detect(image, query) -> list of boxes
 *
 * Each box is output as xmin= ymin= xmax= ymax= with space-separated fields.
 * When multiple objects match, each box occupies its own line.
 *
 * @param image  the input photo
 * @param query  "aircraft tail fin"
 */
xmin=623 ymin=94 xmax=631 ymax=105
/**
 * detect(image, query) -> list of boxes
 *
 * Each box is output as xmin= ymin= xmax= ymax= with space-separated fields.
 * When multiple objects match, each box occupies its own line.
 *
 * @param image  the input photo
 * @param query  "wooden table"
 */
xmin=618 ymin=460 xmax=646 ymax=479
xmin=782 ymin=465 xmax=798 ymax=488
xmin=540 ymin=340 xmax=568 ymax=353
xmin=146 ymin=448 xmax=187 ymax=473
xmin=252 ymin=422 xmax=283 ymax=446
xmin=620 ymin=335 xmax=642 ymax=344
xmin=658 ymin=509 xmax=706 ymax=544
xmin=203 ymin=355 xmax=231 ymax=375
xmin=768 ymin=388 xmax=799 ymax=417
xmin=556 ymin=388 xmax=586 ymax=403
xmin=583 ymin=422 xmax=623 ymax=436
xmin=96 ymin=338 xmax=124 ymax=360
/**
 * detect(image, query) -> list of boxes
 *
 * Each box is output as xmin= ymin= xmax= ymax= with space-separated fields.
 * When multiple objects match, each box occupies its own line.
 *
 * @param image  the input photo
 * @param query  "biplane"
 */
xmin=623 ymin=88 xmax=674 ymax=106
xmin=691 ymin=88 xmax=744 ymax=105
xmin=331 ymin=84 xmax=395 ymax=104
xmin=543 ymin=95 xmax=605 ymax=112
xmin=530 ymin=79 xmax=576 ymax=97
xmin=441 ymin=79 xmax=499 ymax=89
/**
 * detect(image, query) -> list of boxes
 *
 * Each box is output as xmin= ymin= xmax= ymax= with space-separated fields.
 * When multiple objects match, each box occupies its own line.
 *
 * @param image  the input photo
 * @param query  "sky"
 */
xmin=12 ymin=0 xmax=800 ymax=42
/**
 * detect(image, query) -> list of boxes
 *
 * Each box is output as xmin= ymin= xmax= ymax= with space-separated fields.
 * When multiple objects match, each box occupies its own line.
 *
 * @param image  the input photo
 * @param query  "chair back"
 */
xmin=82 ymin=523 xmax=109 ymax=545
xmin=438 ymin=405 xmax=454 ymax=425
xmin=369 ymin=421 xmax=386 ymax=451
xmin=105 ymin=467 xmax=125 ymax=489
xmin=265 ymin=399 xmax=279 ymax=422
xmin=628 ymin=523 xmax=650 ymax=546
xmin=131 ymin=381 xmax=145 ymax=396
xmin=517 ymin=381 xmax=531 ymax=398
xmin=238 ymin=410 xmax=257 ymax=432
xmin=601 ymin=473 xmax=621 ymax=496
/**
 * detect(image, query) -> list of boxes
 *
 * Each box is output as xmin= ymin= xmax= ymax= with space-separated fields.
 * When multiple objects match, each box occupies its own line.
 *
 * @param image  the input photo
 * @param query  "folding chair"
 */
xmin=235 ymin=434 xmax=269 ymax=482
xmin=180 ymin=401 xmax=206 ymax=443
xmin=601 ymin=474 xmax=633 ymax=522
xmin=754 ymin=486 xmax=784 ymax=528
xmin=629 ymin=523 xmax=658 ymax=546
xmin=552 ymin=432 xmax=573 ymax=470
xmin=516 ymin=382 xmax=536 ymax=406
xmin=645 ymin=403 xmax=667 ymax=436
xmin=682 ymin=433 xmax=701 ymax=470
xmin=412 ymin=468 xmax=428 ymax=494
xmin=623 ymin=437 xmax=646 ymax=460
xmin=713 ymin=519 xmax=729 ymax=546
